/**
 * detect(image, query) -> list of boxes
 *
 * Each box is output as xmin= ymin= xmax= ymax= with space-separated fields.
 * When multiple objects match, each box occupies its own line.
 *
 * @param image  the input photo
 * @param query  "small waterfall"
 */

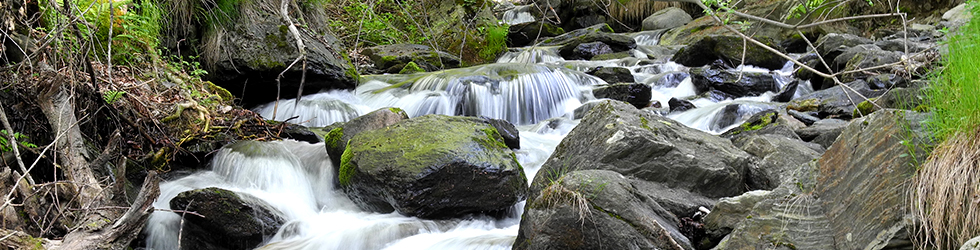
xmin=501 ymin=5 xmax=536 ymax=25
xmin=631 ymin=30 xmax=665 ymax=46
xmin=496 ymin=47 xmax=564 ymax=64
xmin=669 ymin=99 xmax=779 ymax=133
xmin=254 ymin=91 xmax=369 ymax=127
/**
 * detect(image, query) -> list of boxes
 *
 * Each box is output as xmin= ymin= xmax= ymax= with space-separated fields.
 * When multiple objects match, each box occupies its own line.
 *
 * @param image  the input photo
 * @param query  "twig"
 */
xmin=0 ymin=99 xmax=34 ymax=186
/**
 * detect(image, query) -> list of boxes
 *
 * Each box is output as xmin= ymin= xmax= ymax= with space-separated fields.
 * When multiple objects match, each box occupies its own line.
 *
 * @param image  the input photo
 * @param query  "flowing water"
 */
xmin=144 ymin=25 xmax=806 ymax=249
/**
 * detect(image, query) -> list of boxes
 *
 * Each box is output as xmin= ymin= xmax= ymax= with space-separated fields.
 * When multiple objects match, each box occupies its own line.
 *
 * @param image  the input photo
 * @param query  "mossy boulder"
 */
xmin=339 ymin=114 xmax=528 ymax=219
xmin=324 ymin=107 xmax=411 ymax=181
xmin=362 ymin=44 xmax=461 ymax=74
xmin=169 ymin=187 xmax=285 ymax=250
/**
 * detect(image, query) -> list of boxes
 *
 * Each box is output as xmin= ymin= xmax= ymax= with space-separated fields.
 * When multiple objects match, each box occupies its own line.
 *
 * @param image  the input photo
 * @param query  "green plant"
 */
xmin=0 ymin=130 xmax=37 ymax=153
xmin=77 ymin=0 xmax=163 ymax=66
xmin=103 ymin=90 xmax=126 ymax=104
xmin=477 ymin=24 xmax=509 ymax=61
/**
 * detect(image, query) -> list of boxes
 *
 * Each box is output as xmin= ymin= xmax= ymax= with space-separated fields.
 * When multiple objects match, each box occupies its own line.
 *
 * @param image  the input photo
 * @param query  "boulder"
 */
xmin=668 ymin=97 xmax=696 ymax=113
xmin=199 ymin=0 xmax=356 ymax=107
xmin=339 ymin=115 xmax=527 ymax=219
xmin=484 ymin=117 xmax=521 ymax=149
xmin=361 ymin=44 xmax=461 ymax=74
xmin=514 ymin=170 xmax=691 ymax=250
xmin=592 ymin=83 xmax=652 ymax=109
xmin=795 ymin=118 xmax=848 ymax=149
xmin=771 ymin=79 xmax=799 ymax=102
xmin=720 ymin=109 xmax=804 ymax=141
xmin=536 ymin=24 xmax=637 ymax=60
xmin=642 ymin=7 xmax=693 ymax=31
xmin=963 ymin=236 xmax=980 ymax=250
xmin=324 ymin=108 xmax=411 ymax=174
xmin=715 ymin=110 xmax=929 ymax=250
xmin=671 ymin=35 xmax=788 ymax=70
xmin=587 ymin=66 xmax=635 ymax=84
xmin=702 ymin=190 xmax=771 ymax=248
xmin=787 ymin=109 xmax=820 ymax=126
xmin=814 ymin=33 xmax=874 ymax=59
xmin=508 ymin=21 xmax=566 ymax=47
xmin=732 ymin=134 xmax=824 ymax=190
xmin=530 ymin=100 xmax=754 ymax=201
xmin=786 ymin=79 xmax=885 ymax=119
xmin=834 ymin=44 xmax=904 ymax=82
xmin=572 ymin=42 xmax=615 ymax=60
xmin=689 ymin=67 xmax=779 ymax=98
xmin=169 ymin=187 xmax=285 ymax=250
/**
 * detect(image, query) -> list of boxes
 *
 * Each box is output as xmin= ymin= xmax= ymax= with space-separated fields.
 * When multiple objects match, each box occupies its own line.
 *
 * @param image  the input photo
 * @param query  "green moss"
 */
xmin=640 ymin=116 xmax=652 ymax=130
xmin=387 ymin=107 xmax=405 ymax=114
xmin=204 ymin=81 xmax=234 ymax=102
xmin=338 ymin=141 xmax=356 ymax=186
xmin=740 ymin=113 xmax=774 ymax=131
xmin=325 ymin=127 xmax=344 ymax=148
xmin=852 ymin=97 xmax=879 ymax=118
xmin=398 ymin=61 xmax=425 ymax=74
xmin=788 ymin=98 xmax=819 ymax=112
xmin=478 ymin=127 xmax=510 ymax=150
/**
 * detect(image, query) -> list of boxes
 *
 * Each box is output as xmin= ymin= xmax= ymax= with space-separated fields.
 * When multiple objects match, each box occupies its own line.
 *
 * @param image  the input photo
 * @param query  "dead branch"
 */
xmin=54 ymin=172 xmax=160 ymax=250
xmin=0 ymin=99 xmax=34 ymax=186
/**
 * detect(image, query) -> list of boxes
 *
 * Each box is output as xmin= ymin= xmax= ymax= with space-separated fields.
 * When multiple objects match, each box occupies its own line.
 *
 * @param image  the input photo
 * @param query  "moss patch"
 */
xmin=324 ymin=127 xmax=344 ymax=148
xmin=398 ymin=61 xmax=425 ymax=74
xmin=853 ymin=98 xmax=879 ymax=118
xmin=338 ymin=141 xmax=356 ymax=186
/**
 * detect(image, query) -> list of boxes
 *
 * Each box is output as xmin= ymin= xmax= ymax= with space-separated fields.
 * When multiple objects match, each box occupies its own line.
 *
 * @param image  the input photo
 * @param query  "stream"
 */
xmin=143 ymin=15 xmax=805 ymax=250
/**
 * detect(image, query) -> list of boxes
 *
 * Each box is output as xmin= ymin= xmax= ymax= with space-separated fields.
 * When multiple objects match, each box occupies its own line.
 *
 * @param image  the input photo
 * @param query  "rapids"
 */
xmin=144 ymin=23 xmax=806 ymax=250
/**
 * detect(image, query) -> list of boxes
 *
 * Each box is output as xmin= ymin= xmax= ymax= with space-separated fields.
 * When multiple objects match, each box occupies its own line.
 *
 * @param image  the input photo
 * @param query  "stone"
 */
xmin=169 ymin=187 xmax=285 ymax=250
xmin=647 ymin=72 xmax=689 ymax=88
xmin=690 ymin=67 xmax=779 ymax=98
xmin=786 ymin=80 xmax=885 ymax=119
xmin=508 ymin=21 xmax=566 ymax=47
xmin=571 ymin=42 xmax=614 ymax=60
xmin=642 ymin=7 xmax=692 ymax=31
xmin=361 ymin=44 xmax=461 ymax=73
xmin=483 ymin=117 xmax=521 ymax=149
xmin=536 ymin=24 xmax=636 ymax=60
xmin=835 ymin=44 xmax=904 ymax=82
xmin=795 ymin=118 xmax=848 ymax=149
xmin=514 ymin=170 xmax=691 ymax=250
xmin=962 ymin=236 xmax=980 ymax=250
xmin=672 ymin=35 xmax=788 ymax=70
xmin=586 ymin=66 xmax=635 ymax=84
xmin=771 ymin=79 xmax=799 ymax=102
xmin=339 ymin=115 xmax=527 ymax=219
xmin=702 ymin=190 xmax=771 ymax=248
xmin=530 ymin=100 xmax=754 ymax=201
xmin=668 ymin=97 xmax=696 ymax=113
xmin=324 ymin=108 xmax=411 ymax=177
xmin=732 ymin=134 xmax=824 ymax=190
xmin=592 ymin=83 xmax=652 ymax=109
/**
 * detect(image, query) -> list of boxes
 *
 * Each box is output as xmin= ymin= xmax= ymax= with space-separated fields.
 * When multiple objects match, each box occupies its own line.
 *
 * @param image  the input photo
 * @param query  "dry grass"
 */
xmin=912 ymin=126 xmax=980 ymax=249
xmin=538 ymin=179 xmax=594 ymax=224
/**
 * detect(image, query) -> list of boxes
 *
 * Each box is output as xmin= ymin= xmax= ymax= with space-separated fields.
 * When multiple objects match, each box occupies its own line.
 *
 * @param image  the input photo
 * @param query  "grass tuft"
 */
xmin=913 ymin=1 xmax=980 ymax=248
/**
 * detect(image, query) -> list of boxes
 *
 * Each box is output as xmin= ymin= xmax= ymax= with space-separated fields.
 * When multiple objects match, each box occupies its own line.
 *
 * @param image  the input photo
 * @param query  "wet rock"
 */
xmin=690 ymin=67 xmax=779 ymax=98
xmin=814 ymin=33 xmax=874 ymax=59
xmin=483 ymin=117 xmax=521 ymax=149
xmin=715 ymin=110 xmax=929 ymax=250
xmin=514 ymin=170 xmax=692 ymax=250
xmin=835 ymin=44 xmax=903 ymax=82
xmin=339 ymin=115 xmax=527 ymax=219
xmin=647 ymin=72 xmax=689 ymax=88
xmin=199 ymin=3 xmax=355 ymax=107
xmin=771 ymin=79 xmax=799 ymax=102
xmin=668 ymin=97 xmax=696 ymax=113
xmin=786 ymin=79 xmax=885 ymax=119
xmin=587 ymin=66 xmax=635 ymax=83
xmin=170 ymin=187 xmax=285 ymax=250
xmin=324 ymin=108 xmax=410 ymax=176
xmin=672 ymin=36 xmax=788 ymax=70
xmin=642 ymin=7 xmax=692 ymax=31
xmin=590 ymin=51 xmax=632 ymax=61
xmin=702 ymin=190 xmax=770 ymax=248
xmin=508 ymin=21 xmax=566 ymax=47
xmin=537 ymin=24 xmax=637 ymax=60
xmin=721 ymin=109 xmax=801 ymax=141
xmin=592 ymin=83 xmax=652 ymax=109
xmin=795 ymin=118 xmax=848 ymax=150
xmin=571 ymin=42 xmax=614 ymax=60
xmin=278 ymin=123 xmax=321 ymax=143
xmin=362 ymin=44 xmax=461 ymax=73
xmin=530 ymin=100 xmax=754 ymax=202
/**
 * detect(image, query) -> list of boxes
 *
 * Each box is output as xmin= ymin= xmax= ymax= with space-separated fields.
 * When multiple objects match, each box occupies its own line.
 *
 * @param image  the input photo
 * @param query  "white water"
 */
xmin=146 ymin=32 xmax=807 ymax=250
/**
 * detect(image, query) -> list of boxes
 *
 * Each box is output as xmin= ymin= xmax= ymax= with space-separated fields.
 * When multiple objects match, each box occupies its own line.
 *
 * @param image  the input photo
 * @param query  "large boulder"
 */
xmin=786 ymin=79 xmax=885 ymax=119
xmin=586 ymin=66 xmax=635 ymax=84
xmin=198 ymin=0 xmax=356 ymax=107
xmin=536 ymin=24 xmax=637 ymax=60
xmin=702 ymin=190 xmax=771 ymax=248
xmin=514 ymin=170 xmax=691 ymax=250
xmin=361 ymin=44 xmax=461 ymax=74
xmin=795 ymin=118 xmax=848 ymax=149
xmin=642 ymin=7 xmax=693 ymax=31
xmin=530 ymin=100 xmax=755 ymax=201
xmin=713 ymin=110 xmax=929 ymax=250
xmin=169 ymin=187 xmax=285 ymax=250
xmin=690 ymin=67 xmax=779 ymax=98
xmin=732 ymin=134 xmax=823 ymax=190
xmin=672 ymin=36 xmax=788 ymax=70
xmin=324 ymin=108 xmax=411 ymax=173
xmin=339 ymin=115 xmax=527 ymax=219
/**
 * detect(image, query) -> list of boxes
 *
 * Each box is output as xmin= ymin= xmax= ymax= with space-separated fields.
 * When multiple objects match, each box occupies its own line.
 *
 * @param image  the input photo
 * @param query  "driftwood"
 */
xmin=52 ymin=171 xmax=160 ymax=250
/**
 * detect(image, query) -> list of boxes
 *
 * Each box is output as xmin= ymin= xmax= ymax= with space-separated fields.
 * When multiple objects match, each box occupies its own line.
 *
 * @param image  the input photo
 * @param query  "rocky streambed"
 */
xmin=140 ymin=0 xmax=972 ymax=249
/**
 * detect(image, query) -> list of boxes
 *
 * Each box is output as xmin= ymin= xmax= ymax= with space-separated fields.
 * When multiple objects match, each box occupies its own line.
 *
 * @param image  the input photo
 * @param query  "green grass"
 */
xmin=925 ymin=2 xmax=980 ymax=142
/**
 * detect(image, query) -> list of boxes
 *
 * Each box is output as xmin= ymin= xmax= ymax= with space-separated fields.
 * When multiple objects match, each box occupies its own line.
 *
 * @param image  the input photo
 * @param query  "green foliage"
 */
xmin=477 ymin=24 xmax=509 ymax=61
xmin=925 ymin=2 xmax=980 ymax=143
xmin=166 ymin=54 xmax=208 ymax=77
xmin=326 ymin=0 xmax=431 ymax=47
xmin=103 ymin=90 xmax=126 ymax=104
xmin=78 ymin=0 xmax=163 ymax=66
xmin=0 ymin=130 xmax=37 ymax=153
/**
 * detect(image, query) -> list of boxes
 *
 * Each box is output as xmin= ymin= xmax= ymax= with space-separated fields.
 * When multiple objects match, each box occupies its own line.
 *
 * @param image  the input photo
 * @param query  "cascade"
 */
xmin=145 ymin=22 xmax=810 ymax=249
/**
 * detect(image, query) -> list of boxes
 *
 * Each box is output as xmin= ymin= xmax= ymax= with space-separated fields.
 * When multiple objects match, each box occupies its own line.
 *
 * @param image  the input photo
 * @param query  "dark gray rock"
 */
xmin=787 ymin=109 xmax=820 ymax=126
xmin=702 ymin=190 xmax=770 ymax=249
xmin=875 ymin=39 xmax=933 ymax=54
xmin=514 ymin=170 xmax=691 ymax=250
xmin=668 ymin=97 xmax=696 ymax=113
xmin=866 ymin=73 xmax=910 ymax=90
xmin=814 ymin=33 xmax=874 ymax=58
xmin=786 ymin=80 xmax=885 ymax=119
xmin=530 ymin=100 xmax=754 ymax=201
xmin=483 ymin=117 xmax=521 ymax=149
xmin=690 ymin=67 xmax=779 ymax=99
xmin=537 ymin=24 xmax=637 ymax=60
xmin=715 ymin=110 xmax=928 ymax=250
xmin=795 ymin=118 xmax=848 ymax=148
xmin=592 ymin=83 xmax=652 ymax=109
xmin=835 ymin=44 xmax=904 ymax=82
xmin=361 ymin=44 xmax=461 ymax=73
xmin=733 ymin=134 xmax=823 ymax=190
xmin=279 ymin=123 xmax=321 ymax=143
xmin=642 ymin=7 xmax=692 ymax=31
xmin=672 ymin=36 xmax=788 ymax=70
xmin=720 ymin=109 xmax=801 ymax=141
xmin=339 ymin=115 xmax=527 ymax=219
xmin=508 ymin=21 xmax=566 ymax=47
xmin=572 ymin=42 xmax=615 ymax=60
xmin=170 ymin=187 xmax=285 ymax=250
xmin=771 ymin=80 xmax=799 ymax=102
xmin=587 ymin=66 xmax=635 ymax=84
